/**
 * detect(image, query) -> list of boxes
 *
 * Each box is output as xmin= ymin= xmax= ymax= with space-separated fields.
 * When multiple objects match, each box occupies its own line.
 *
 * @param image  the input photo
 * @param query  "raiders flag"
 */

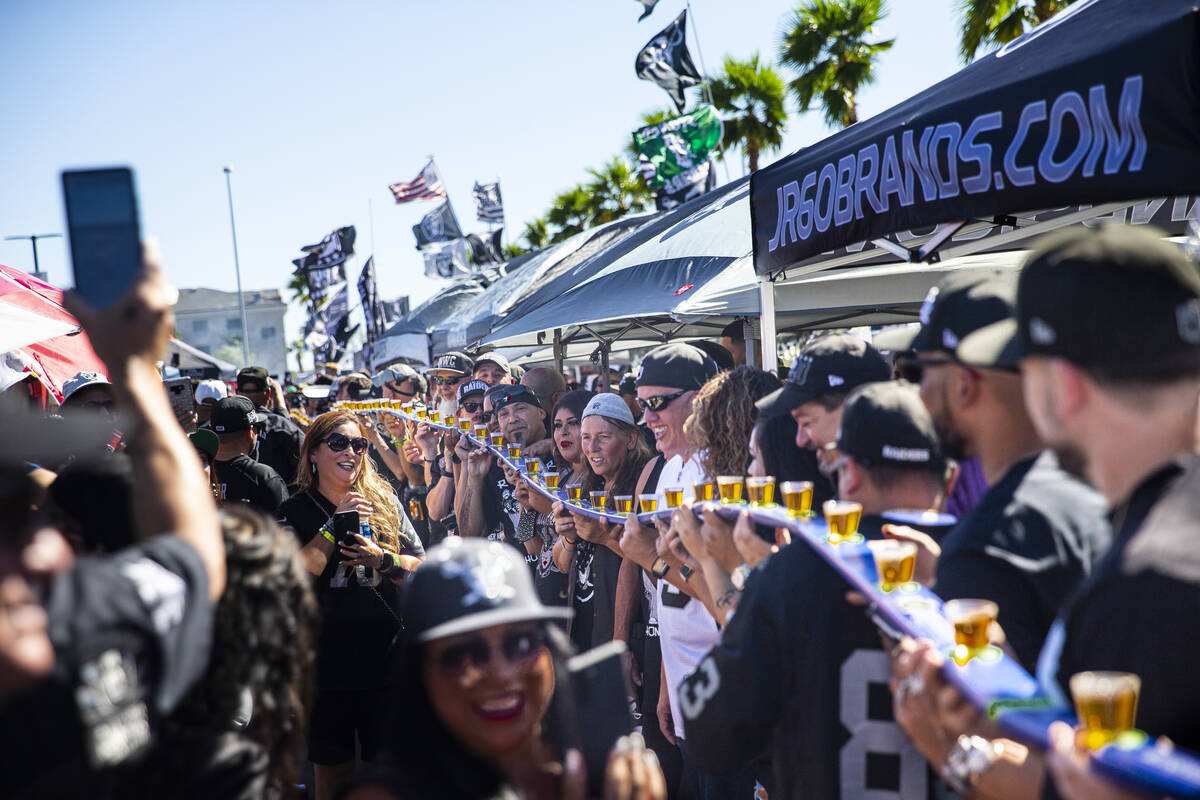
xmin=297 ymin=226 xmax=356 ymax=270
xmin=467 ymin=230 xmax=504 ymax=265
xmin=413 ymin=202 xmax=463 ymax=249
xmin=655 ymin=159 xmax=716 ymax=211
xmin=473 ymin=181 xmax=505 ymax=223
xmin=356 ymin=256 xmax=385 ymax=341
xmin=635 ymin=0 xmax=659 ymax=21
xmin=632 ymin=104 xmax=723 ymax=189
xmin=634 ymin=10 xmax=702 ymax=113
xmin=423 ymin=238 xmax=472 ymax=279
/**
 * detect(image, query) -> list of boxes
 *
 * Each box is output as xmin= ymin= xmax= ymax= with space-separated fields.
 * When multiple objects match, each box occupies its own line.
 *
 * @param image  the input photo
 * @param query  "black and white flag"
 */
xmin=467 ymin=230 xmax=504 ymax=265
xmin=473 ymin=181 xmax=505 ymax=223
xmin=303 ymin=311 xmax=329 ymax=352
xmin=296 ymin=260 xmax=343 ymax=306
xmin=381 ymin=297 xmax=409 ymax=326
xmin=422 ymin=239 xmax=472 ymax=279
xmin=634 ymin=10 xmax=702 ymax=113
xmin=635 ymin=0 xmax=660 ymax=21
xmin=297 ymin=226 xmax=356 ymax=270
xmin=652 ymin=158 xmax=717 ymax=211
xmin=356 ymin=256 xmax=385 ymax=341
xmin=412 ymin=202 xmax=463 ymax=249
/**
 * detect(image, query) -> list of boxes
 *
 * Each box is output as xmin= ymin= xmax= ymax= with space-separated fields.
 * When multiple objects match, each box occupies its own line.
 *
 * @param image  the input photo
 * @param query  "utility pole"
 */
xmin=222 ymin=166 xmax=251 ymax=366
xmin=4 ymin=233 xmax=62 ymax=282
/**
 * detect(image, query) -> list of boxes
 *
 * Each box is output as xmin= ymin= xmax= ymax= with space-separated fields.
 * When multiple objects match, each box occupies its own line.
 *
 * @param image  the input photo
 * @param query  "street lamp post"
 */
xmin=222 ymin=166 xmax=251 ymax=366
xmin=4 ymin=233 xmax=62 ymax=282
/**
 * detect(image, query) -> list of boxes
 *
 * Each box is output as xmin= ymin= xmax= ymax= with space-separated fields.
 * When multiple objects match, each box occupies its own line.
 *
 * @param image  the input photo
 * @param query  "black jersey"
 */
xmin=252 ymin=405 xmax=303 ymax=486
xmin=935 ymin=452 xmax=1111 ymax=672
xmin=0 ymin=536 xmax=213 ymax=798
xmin=680 ymin=517 xmax=932 ymax=799
xmin=214 ymin=454 xmax=288 ymax=515
xmin=277 ymin=489 xmax=423 ymax=691
xmin=1040 ymin=456 xmax=1200 ymax=788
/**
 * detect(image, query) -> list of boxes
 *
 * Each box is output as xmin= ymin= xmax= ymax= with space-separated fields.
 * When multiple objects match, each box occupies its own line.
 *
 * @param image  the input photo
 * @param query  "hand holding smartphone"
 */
xmin=61 ymin=167 xmax=143 ymax=309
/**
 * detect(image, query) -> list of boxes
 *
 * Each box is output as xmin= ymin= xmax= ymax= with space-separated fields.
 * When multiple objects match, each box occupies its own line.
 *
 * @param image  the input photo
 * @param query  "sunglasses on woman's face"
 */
xmin=322 ymin=432 xmax=369 ymax=454
xmin=636 ymin=389 xmax=687 ymax=413
xmin=460 ymin=401 xmax=483 ymax=414
xmin=432 ymin=376 xmax=464 ymax=387
xmin=434 ymin=627 xmax=546 ymax=677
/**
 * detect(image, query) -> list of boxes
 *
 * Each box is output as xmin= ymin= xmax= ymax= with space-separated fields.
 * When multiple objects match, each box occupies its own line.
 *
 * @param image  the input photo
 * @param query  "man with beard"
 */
xmin=896 ymin=273 xmax=1110 ymax=672
xmin=425 ymin=351 xmax=473 ymax=420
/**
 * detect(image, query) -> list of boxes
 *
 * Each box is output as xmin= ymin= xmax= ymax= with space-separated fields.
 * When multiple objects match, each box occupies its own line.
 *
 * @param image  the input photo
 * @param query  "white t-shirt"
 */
xmin=651 ymin=452 xmax=721 ymax=738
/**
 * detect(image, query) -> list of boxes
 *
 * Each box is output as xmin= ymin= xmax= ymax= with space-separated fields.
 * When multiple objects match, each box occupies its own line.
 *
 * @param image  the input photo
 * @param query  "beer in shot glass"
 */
xmin=589 ymin=490 xmax=608 ymax=511
xmin=868 ymin=539 xmax=917 ymax=592
xmin=1070 ymin=671 xmax=1141 ymax=750
xmin=746 ymin=476 xmax=776 ymax=507
xmin=822 ymin=500 xmax=862 ymax=544
xmin=506 ymin=442 xmax=522 ymax=459
xmin=944 ymin=598 xmax=998 ymax=665
xmin=663 ymin=486 xmax=684 ymax=509
xmin=692 ymin=480 xmax=715 ymax=502
xmin=614 ymin=494 xmax=634 ymax=513
xmin=566 ymin=483 xmax=584 ymax=503
xmin=717 ymin=475 xmax=745 ymax=504
xmin=781 ymin=481 xmax=814 ymax=517
xmin=543 ymin=471 xmax=560 ymax=489
xmin=523 ymin=458 xmax=542 ymax=476
xmin=639 ymin=494 xmax=658 ymax=512
xmin=490 ymin=431 xmax=504 ymax=447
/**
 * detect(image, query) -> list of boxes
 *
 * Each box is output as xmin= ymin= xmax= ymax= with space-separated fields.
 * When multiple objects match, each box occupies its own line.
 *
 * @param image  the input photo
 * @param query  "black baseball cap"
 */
xmin=473 ymin=352 xmax=512 ymax=375
xmin=836 ymin=382 xmax=944 ymax=470
xmin=457 ymin=379 xmax=488 ymax=403
xmin=756 ymin=333 xmax=890 ymax=418
xmin=427 ymin=351 xmax=475 ymax=377
xmin=211 ymin=396 xmax=258 ymax=434
xmin=403 ymin=537 xmax=572 ymax=642
xmin=236 ymin=366 xmax=270 ymax=393
xmin=636 ymin=343 xmax=718 ymax=390
xmin=617 ymin=374 xmax=637 ymax=396
xmin=690 ymin=339 xmax=735 ymax=373
xmin=886 ymin=273 xmax=1017 ymax=368
xmin=962 ymin=225 xmax=1200 ymax=372
xmin=487 ymin=384 xmax=542 ymax=413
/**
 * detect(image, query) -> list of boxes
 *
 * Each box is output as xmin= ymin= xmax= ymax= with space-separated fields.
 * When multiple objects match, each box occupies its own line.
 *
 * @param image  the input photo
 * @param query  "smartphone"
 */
xmin=61 ymin=167 xmax=142 ymax=308
xmin=164 ymin=377 xmax=193 ymax=423
xmin=567 ymin=640 xmax=635 ymax=795
xmin=332 ymin=511 xmax=360 ymax=546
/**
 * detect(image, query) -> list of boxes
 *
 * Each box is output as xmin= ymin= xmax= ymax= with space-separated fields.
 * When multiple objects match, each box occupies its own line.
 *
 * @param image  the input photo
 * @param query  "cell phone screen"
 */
xmin=62 ymin=167 xmax=142 ymax=308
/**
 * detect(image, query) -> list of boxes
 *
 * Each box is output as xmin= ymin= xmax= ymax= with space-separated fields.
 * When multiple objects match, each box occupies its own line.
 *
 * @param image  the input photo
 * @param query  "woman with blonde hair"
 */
xmin=276 ymin=410 xmax=424 ymax=800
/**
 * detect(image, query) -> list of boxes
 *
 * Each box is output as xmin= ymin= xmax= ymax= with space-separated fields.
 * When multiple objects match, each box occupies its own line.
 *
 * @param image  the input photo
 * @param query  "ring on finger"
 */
xmin=896 ymin=673 xmax=925 ymax=701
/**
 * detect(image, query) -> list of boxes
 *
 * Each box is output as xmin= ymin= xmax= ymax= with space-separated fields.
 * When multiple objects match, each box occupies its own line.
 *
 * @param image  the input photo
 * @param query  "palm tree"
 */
xmin=958 ymin=0 xmax=1075 ymax=63
xmin=522 ymin=216 xmax=552 ymax=251
xmin=585 ymin=157 xmax=653 ymax=224
xmin=778 ymin=0 xmax=894 ymax=128
xmin=286 ymin=271 xmax=310 ymax=306
xmin=706 ymin=53 xmax=788 ymax=173
xmin=546 ymin=186 xmax=592 ymax=243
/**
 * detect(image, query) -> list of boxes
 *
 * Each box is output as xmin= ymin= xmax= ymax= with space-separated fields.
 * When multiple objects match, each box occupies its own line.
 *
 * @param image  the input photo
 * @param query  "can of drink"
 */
xmin=408 ymin=499 xmax=425 ymax=521
xmin=357 ymin=521 xmax=372 ymax=580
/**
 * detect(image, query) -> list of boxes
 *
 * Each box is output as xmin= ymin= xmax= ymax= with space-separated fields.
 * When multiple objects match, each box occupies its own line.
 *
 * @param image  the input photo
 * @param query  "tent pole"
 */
xmin=743 ymin=316 xmax=759 ymax=369
xmin=758 ymin=276 xmax=778 ymax=374
xmin=553 ymin=328 xmax=565 ymax=375
xmin=599 ymin=342 xmax=611 ymax=393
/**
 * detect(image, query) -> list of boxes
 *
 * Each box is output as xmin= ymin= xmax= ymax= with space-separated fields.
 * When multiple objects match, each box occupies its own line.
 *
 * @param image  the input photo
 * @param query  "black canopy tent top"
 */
xmin=751 ymin=0 xmax=1200 ymax=278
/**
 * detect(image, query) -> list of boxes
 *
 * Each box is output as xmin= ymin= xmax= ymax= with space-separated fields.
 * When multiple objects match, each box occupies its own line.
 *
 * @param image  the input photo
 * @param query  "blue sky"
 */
xmin=0 ymin=0 xmax=961 ymax=345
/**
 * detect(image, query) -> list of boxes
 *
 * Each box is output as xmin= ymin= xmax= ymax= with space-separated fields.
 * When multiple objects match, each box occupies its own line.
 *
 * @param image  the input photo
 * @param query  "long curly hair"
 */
xmin=295 ymin=410 xmax=402 ymax=554
xmin=580 ymin=415 xmax=654 ymax=498
xmin=152 ymin=507 xmax=317 ymax=796
xmin=685 ymin=365 xmax=782 ymax=479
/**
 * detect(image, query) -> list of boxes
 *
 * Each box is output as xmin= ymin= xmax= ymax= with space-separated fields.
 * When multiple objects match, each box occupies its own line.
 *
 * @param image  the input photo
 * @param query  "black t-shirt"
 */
xmin=1043 ymin=456 xmax=1200 ymax=765
xmin=253 ymin=405 xmax=303 ymax=486
xmin=935 ymin=452 xmax=1111 ymax=672
xmin=277 ymin=489 xmax=424 ymax=691
xmin=214 ymin=454 xmax=288 ymax=515
xmin=680 ymin=516 xmax=934 ymax=799
xmin=0 ymin=536 xmax=212 ymax=798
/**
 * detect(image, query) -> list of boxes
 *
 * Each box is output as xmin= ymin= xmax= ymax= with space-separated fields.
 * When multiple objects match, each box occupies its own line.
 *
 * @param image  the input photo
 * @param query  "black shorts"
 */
xmin=308 ymin=687 xmax=385 ymax=765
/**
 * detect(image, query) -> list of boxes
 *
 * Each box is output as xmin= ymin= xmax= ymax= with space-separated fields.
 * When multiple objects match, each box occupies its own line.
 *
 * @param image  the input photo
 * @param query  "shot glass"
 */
xmin=639 ymin=493 xmax=658 ymax=512
xmin=614 ymin=494 xmax=634 ymax=514
xmin=717 ymin=475 xmax=745 ymax=504
xmin=781 ymin=481 xmax=814 ymax=517
xmin=868 ymin=539 xmax=917 ymax=592
xmin=944 ymin=598 xmax=998 ymax=665
xmin=822 ymin=500 xmax=862 ymax=544
xmin=663 ymin=486 xmax=684 ymax=509
xmin=1070 ymin=671 xmax=1141 ymax=750
xmin=746 ymin=475 xmax=776 ymax=507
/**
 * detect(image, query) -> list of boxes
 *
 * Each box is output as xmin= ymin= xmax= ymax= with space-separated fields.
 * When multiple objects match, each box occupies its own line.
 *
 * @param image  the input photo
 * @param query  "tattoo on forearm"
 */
xmin=716 ymin=589 xmax=737 ymax=609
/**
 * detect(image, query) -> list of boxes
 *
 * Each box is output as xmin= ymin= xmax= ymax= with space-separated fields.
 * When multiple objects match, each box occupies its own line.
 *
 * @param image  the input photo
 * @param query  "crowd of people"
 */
xmin=2 ymin=222 xmax=1198 ymax=800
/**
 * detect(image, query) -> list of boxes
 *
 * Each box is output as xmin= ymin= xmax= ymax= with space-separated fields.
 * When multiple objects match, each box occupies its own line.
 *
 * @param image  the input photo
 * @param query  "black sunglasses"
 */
xmin=387 ymin=383 xmax=417 ymax=399
xmin=322 ymin=432 xmax=369 ymax=454
xmin=435 ymin=627 xmax=546 ymax=676
xmin=896 ymin=356 xmax=956 ymax=384
xmin=636 ymin=389 xmax=688 ymax=413
xmin=432 ymin=376 xmax=464 ymax=387
xmin=460 ymin=401 xmax=483 ymax=414
xmin=480 ymin=410 xmax=494 ymax=424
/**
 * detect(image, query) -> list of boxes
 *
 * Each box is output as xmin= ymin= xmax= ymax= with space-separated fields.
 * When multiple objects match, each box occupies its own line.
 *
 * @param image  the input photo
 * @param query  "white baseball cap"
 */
xmin=194 ymin=379 xmax=228 ymax=405
xmin=61 ymin=371 xmax=111 ymax=403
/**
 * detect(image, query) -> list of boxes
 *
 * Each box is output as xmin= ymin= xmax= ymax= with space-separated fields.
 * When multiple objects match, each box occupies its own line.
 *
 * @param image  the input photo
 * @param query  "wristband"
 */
xmin=651 ymin=557 xmax=671 ymax=579
xmin=561 ymin=537 xmax=577 ymax=552
xmin=321 ymin=527 xmax=336 ymax=545
xmin=377 ymin=551 xmax=395 ymax=574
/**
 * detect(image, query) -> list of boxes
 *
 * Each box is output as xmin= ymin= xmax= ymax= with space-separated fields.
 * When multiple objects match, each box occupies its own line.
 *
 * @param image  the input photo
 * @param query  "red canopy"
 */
xmin=0 ymin=265 xmax=106 ymax=402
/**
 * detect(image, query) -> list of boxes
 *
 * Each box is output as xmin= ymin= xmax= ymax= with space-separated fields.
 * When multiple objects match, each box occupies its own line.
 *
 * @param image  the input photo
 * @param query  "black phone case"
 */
xmin=333 ymin=511 xmax=359 ymax=545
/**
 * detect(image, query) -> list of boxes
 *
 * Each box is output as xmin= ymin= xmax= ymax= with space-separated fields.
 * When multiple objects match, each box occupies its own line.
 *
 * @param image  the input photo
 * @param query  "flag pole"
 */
xmin=428 ymin=156 xmax=466 ymax=242
xmin=368 ymin=197 xmax=376 ymax=256
xmin=684 ymin=1 xmax=731 ymax=184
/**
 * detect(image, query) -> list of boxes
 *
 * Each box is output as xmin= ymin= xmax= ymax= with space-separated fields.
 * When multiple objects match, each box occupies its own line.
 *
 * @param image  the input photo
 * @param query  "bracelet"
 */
xmin=651 ymin=557 xmax=671 ymax=579
xmin=321 ymin=528 xmax=336 ymax=545
xmin=377 ymin=551 xmax=395 ymax=574
xmin=679 ymin=563 xmax=695 ymax=582
xmin=561 ymin=537 xmax=577 ymax=552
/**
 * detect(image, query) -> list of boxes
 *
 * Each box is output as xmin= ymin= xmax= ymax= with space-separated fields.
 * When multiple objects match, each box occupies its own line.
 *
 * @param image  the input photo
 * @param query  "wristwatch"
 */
xmin=679 ymin=563 xmax=695 ymax=582
xmin=650 ymin=557 xmax=671 ymax=579
xmin=941 ymin=734 xmax=997 ymax=795
xmin=730 ymin=562 xmax=753 ymax=591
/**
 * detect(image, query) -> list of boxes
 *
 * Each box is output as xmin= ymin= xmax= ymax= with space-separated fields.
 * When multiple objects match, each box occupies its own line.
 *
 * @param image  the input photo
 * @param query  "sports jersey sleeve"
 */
xmin=392 ymin=493 xmax=425 ymax=557
xmin=261 ymin=470 xmax=289 ymax=514
xmin=679 ymin=571 xmax=783 ymax=773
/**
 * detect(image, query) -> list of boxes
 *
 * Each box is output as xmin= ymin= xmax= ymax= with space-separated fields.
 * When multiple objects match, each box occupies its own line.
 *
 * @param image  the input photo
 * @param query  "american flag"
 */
xmin=473 ymin=181 xmax=505 ymax=223
xmin=389 ymin=161 xmax=446 ymax=204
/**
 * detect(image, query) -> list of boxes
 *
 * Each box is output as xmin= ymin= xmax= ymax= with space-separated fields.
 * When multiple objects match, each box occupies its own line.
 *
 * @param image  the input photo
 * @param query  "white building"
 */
xmin=173 ymin=287 xmax=288 ymax=378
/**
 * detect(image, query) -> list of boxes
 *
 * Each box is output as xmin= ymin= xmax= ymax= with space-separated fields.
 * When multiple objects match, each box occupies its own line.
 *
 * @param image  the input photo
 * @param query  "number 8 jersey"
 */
xmin=678 ymin=517 xmax=933 ymax=799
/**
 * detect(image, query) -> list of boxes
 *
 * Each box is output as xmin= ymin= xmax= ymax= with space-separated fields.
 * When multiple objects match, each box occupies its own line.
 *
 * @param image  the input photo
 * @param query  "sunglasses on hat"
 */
xmin=322 ymin=432 xmax=369 ymax=454
xmin=636 ymin=389 xmax=687 ymax=413
xmin=434 ymin=627 xmax=547 ymax=677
